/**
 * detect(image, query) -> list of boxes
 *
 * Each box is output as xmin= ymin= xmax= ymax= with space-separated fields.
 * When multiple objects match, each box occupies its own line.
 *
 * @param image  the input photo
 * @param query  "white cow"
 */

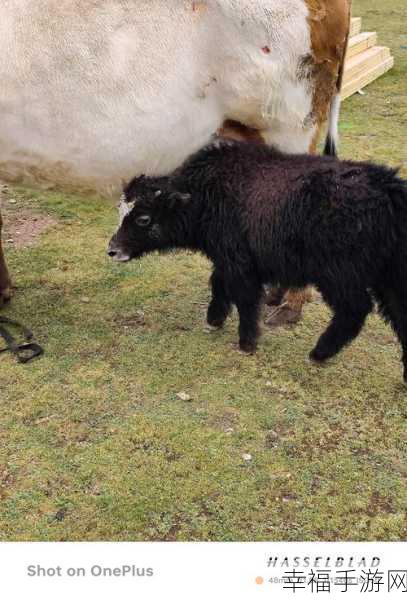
xmin=0 ymin=0 xmax=350 ymax=317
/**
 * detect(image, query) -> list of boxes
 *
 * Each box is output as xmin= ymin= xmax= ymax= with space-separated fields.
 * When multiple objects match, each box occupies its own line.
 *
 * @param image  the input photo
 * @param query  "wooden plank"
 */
xmin=341 ymin=56 xmax=394 ymax=99
xmin=342 ymin=16 xmax=395 ymax=100
xmin=347 ymin=31 xmax=377 ymax=59
xmin=343 ymin=46 xmax=391 ymax=85
xmin=342 ymin=57 xmax=394 ymax=99
xmin=350 ymin=17 xmax=362 ymax=37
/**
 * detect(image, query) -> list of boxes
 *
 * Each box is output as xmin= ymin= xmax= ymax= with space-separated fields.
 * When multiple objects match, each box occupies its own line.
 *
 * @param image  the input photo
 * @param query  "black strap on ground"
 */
xmin=0 ymin=316 xmax=44 ymax=364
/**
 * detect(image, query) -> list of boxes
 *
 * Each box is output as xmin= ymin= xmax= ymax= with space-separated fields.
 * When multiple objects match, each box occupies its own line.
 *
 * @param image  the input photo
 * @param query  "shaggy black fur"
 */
xmin=109 ymin=141 xmax=407 ymax=380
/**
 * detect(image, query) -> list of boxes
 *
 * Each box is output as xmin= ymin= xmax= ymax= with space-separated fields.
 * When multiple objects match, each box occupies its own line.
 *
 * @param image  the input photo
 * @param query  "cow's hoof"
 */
xmin=264 ymin=304 xmax=302 ymax=328
xmin=0 ymin=286 xmax=12 ymax=306
xmin=264 ymin=287 xmax=285 ymax=307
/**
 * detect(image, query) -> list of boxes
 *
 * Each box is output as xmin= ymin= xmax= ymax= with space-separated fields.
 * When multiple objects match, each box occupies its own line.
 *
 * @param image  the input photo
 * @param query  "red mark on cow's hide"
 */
xmin=262 ymin=46 xmax=271 ymax=54
xmin=192 ymin=1 xmax=207 ymax=13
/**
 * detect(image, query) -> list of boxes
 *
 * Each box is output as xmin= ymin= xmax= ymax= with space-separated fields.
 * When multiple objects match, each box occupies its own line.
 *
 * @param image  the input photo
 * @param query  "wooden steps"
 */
xmin=349 ymin=17 xmax=362 ymax=38
xmin=342 ymin=17 xmax=394 ymax=99
xmin=347 ymin=31 xmax=378 ymax=59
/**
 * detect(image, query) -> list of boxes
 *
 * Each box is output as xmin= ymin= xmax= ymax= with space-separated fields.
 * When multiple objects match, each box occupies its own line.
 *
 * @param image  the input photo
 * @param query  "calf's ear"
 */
xmin=169 ymin=191 xmax=191 ymax=208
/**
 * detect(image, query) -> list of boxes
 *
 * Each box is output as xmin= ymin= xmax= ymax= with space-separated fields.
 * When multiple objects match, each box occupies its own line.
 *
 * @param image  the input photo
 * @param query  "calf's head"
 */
xmin=107 ymin=175 xmax=191 ymax=262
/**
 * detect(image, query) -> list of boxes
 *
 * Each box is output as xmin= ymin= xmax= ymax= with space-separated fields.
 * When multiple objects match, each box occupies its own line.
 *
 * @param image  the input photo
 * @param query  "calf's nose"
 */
xmin=107 ymin=239 xmax=131 ymax=262
xmin=107 ymin=238 xmax=118 ymax=257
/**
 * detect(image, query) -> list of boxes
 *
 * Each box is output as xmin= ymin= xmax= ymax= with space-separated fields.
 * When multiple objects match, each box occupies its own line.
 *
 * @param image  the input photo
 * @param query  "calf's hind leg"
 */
xmin=310 ymin=288 xmax=373 ymax=362
xmin=207 ymin=270 xmax=232 ymax=328
xmin=374 ymin=283 xmax=407 ymax=382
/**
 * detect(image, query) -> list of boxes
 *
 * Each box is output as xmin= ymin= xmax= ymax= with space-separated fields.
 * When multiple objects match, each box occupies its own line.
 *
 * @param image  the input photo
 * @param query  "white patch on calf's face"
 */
xmin=118 ymin=193 xmax=135 ymax=225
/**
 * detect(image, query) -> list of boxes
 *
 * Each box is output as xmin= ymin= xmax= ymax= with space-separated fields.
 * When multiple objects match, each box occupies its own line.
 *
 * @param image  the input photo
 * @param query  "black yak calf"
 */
xmin=108 ymin=141 xmax=407 ymax=380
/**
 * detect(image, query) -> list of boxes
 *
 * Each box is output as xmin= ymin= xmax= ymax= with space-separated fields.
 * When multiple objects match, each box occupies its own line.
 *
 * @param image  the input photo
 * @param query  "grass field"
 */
xmin=0 ymin=0 xmax=406 ymax=541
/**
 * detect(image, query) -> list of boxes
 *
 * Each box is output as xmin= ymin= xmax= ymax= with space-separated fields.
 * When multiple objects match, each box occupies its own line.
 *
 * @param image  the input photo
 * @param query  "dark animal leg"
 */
xmin=207 ymin=270 xmax=232 ymax=328
xmin=0 ymin=211 xmax=12 ymax=306
xmin=232 ymin=276 xmax=263 ymax=353
xmin=310 ymin=288 xmax=373 ymax=362
xmin=374 ymin=283 xmax=407 ymax=382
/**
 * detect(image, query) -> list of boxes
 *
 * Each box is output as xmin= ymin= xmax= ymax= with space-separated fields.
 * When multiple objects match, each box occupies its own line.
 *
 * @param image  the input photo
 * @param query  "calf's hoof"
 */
xmin=309 ymin=347 xmax=329 ymax=363
xmin=239 ymin=340 xmax=257 ymax=354
xmin=264 ymin=304 xmax=302 ymax=329
xmin=265 ymin=286 xmax=285 ymax=307
xmin=207 ymin=305 xmax=228 ymax=329
xmin=207 ymin=315 xmax=226 ymax=329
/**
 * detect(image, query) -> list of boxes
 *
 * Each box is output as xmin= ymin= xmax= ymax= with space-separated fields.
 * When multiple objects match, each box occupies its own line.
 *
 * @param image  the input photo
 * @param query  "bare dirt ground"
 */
xmin=1 ymin=182 xmax=57 ymax=249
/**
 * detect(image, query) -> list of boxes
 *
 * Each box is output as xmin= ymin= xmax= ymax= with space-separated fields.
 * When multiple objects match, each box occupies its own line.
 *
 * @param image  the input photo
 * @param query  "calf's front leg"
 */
xmin=232 ymin=275 xmax=263 ymax=353
xmin=207 ymin=270 xmax=232 ymax=328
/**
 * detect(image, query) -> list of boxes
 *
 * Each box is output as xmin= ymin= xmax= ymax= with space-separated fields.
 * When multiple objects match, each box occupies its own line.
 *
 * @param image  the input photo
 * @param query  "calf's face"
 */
xmin=107 ymin=175 xmax=190 ymax=262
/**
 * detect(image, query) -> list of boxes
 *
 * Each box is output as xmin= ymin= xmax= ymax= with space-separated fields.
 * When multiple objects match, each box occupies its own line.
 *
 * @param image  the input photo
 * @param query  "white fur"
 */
xmin=327 ymin=93 xmax=342 ymax=150
xmin=0 ymin=0 xmax=316 ymax=193
xmin=118 ymin=195 xmax=135 ymax=226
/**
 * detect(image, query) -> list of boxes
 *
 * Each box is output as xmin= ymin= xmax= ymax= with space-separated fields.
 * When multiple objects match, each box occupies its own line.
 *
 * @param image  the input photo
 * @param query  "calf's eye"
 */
xmin=136 ymin=215 xmax=151 ymax=227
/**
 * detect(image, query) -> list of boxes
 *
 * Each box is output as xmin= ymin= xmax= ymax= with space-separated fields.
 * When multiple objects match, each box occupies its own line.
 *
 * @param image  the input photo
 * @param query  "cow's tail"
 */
xmin=323 ymin=3 xmax=351 ymax=157
xmin=323 ymin=94 xmax=341 ymax=157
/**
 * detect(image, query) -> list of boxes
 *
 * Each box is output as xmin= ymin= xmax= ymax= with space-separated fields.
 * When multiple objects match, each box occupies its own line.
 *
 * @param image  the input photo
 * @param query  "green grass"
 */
xmin=0 ymin=0 xmax=406 ymax=541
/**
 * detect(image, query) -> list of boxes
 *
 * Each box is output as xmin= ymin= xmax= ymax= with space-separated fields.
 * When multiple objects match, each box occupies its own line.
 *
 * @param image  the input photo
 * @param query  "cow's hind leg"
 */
xmin=0 ymin=211 xmax=12 ymax=306
xmin=265 ymin=288 xmax=313 ymax=327
xmin=310 ymin=287 xmax=373 ymax=362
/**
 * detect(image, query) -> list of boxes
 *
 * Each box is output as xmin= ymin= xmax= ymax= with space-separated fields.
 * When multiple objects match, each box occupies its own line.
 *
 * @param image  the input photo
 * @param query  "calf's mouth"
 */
xmin=107 ymin=239 xmax=131 ymax=262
